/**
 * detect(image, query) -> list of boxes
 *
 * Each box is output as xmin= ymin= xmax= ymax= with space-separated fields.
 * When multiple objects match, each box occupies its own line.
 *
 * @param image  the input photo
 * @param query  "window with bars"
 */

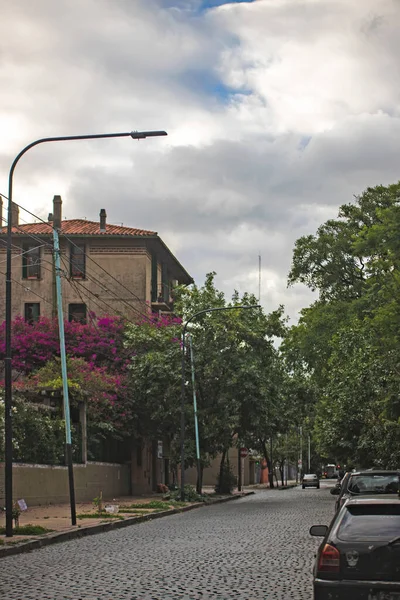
xmin=70 ymin=243 xmax=86 ymax=279
xmin=68 ymin=303 xmax=87 ymax=324
xmin=24 ymin=303 xmax=40 ymax=323
xmin=22 ymin=244 xmax=41 ymax=279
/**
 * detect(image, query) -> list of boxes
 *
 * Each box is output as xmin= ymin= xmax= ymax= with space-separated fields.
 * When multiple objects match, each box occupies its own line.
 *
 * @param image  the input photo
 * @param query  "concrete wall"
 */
xmin=0 ymin=461 xmax=131 ymax=506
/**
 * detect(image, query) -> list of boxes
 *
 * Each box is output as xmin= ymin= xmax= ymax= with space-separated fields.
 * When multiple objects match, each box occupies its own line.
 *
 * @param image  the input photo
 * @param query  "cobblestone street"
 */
xmin=0 ymin=484 xmax=335 ymax=600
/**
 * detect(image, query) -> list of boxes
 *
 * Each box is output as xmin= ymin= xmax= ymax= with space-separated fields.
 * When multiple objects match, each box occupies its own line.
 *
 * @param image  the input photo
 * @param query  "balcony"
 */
xmin=151 ymin=283 xmax=174 ymax=313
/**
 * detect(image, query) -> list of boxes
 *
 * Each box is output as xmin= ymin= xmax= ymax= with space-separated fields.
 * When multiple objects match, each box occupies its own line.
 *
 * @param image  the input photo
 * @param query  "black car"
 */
xmin=334 ymin=470 xmax=399 ymax=513
xmin=310 ymin=497 xmax=400 ymax=599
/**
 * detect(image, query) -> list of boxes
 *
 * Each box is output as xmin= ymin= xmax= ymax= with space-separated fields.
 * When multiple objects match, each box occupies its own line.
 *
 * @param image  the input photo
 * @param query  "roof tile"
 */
xmin=0 ymin=219 xmax=156 ymax=237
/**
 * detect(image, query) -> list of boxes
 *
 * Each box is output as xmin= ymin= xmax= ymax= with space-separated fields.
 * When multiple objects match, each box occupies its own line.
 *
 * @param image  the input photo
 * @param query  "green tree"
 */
xmin=286 ymin=182 xmax=400 ymax=467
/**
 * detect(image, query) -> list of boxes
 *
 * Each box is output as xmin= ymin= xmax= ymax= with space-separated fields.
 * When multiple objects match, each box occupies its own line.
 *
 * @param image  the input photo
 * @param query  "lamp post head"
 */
xmin=130 ymin=130 xmax=168 ymax=139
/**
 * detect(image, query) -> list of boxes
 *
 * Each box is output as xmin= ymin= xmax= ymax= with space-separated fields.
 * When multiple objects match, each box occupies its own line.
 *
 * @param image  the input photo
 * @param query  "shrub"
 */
xmin=170 ymin=485 xmax=204 ymax=503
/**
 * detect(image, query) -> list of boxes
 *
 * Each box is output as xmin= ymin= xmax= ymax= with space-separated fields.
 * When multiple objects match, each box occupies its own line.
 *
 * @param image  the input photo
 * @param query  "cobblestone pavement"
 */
xmin=0 ymin=484 xmax=335 ymax=600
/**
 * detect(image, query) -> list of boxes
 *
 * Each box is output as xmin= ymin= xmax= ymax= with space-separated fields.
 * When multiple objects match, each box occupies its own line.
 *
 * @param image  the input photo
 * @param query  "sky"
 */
xmin=0 ymin=0 xmax=399 ymax=322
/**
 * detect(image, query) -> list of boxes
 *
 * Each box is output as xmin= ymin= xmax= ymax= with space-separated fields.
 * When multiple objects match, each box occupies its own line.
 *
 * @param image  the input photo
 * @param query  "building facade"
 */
xmin=0 ymin=195 xmax=192 ymax=323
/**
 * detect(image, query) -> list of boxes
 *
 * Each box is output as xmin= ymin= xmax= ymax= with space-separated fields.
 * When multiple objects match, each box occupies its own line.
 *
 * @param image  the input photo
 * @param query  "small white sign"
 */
xmin=157 ymin=440 xmax=163 ymax=459
xmin=17 ymin=499 xmax=27 ymax=511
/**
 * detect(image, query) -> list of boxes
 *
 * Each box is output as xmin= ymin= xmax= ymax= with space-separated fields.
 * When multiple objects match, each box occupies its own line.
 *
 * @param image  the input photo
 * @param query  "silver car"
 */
xmin=302 ymin=473 xmax=320 ymax=489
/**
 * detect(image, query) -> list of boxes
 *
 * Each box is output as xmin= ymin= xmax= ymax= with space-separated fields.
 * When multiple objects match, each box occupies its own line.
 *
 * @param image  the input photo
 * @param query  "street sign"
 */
xmin=240 ymin=447 xmax=248 ymax=459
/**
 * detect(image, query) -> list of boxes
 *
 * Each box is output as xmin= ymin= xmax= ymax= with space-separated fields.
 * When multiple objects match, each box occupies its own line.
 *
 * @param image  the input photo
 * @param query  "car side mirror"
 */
xmin=310 ymin=525 xmax=328 ymax=537
xmin=330 ymin=487 xmax=340 ymax=495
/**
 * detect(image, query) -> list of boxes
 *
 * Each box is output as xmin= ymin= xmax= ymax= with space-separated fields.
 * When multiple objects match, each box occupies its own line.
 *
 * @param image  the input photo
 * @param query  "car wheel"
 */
xmin=302 ymin=485 xmax=305 ymax=489
xmin=316 ymin=485 xmax=320 ymax=489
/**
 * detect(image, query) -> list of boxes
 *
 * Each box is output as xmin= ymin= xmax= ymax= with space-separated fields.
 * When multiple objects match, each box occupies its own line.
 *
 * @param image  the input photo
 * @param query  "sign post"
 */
xmin=239 ymin=448 xmax=248 ymax=492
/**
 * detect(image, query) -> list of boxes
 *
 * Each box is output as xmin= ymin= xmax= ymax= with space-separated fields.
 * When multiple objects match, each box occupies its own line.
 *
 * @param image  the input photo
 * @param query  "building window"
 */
xmin=70 ymin=244 xmax=86 ymax=279
xmin=68 ymin=303 xmax=87 ymax=324
xmin=22 ymin=244 xmax=41 ymax=279
xmin=24 ymin=303 xmax=40 ymax=324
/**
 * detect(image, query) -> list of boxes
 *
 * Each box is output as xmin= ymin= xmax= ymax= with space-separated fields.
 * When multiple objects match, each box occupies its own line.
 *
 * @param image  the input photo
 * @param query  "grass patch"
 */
xmin=126 ymin=501 xmax=174 ymax=510
xmin=0 ymin=538 xmax=4 ymax=545
xmin=76 ymin=513 xmax=123 ymax=520
xmin=119 ymin=508 xmax=164 ymax=517
xmin=0 ymin=525 xmax=52 ymax=536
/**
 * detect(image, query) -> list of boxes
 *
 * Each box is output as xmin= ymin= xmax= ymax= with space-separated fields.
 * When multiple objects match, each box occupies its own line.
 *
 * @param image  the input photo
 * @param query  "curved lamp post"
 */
xmin=4 ymin=129 xmax=167 ymax=536
xmin=180 ymin=304 xmax=261 ymax=501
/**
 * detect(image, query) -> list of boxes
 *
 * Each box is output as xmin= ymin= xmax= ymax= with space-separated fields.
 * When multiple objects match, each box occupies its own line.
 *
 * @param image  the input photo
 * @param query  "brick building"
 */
xmin=0 ymin=195 xmax=192 ymax=323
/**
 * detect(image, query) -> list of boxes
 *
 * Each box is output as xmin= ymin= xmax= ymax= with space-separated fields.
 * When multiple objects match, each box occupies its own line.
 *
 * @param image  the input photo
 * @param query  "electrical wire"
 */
xmin=0 ymin=268 xmax=53 ymax=306
xmin=1 ymin=198 xmax=156 ymax=321
xmin=67 ymin=254 xmax=152 ymax=322
xmin=60 ymin=254 xmax=128 ymax=320
xmin=59 ymin=232 xmax=152 ymax=315
xmin=0 ymin=244 xmax=46 ymax=265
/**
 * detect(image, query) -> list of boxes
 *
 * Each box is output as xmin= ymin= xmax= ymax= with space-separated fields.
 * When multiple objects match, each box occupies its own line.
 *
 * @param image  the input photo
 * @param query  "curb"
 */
xmin=0 ymin=491 xmax=254 ymax=558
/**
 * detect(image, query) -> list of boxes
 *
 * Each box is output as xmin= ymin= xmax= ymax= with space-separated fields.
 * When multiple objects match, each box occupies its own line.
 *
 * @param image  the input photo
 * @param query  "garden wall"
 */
xmin=0 ymin=461 xmax=131 ymax=506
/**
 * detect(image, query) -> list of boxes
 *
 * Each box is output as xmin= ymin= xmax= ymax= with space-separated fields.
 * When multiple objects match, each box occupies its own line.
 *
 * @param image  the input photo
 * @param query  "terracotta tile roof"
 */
xmin=0 ymin=219 xmax=157 ymax=237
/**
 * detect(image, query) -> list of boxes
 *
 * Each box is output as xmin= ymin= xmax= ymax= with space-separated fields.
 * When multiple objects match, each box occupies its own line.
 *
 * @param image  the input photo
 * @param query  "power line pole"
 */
xmin=308 ymin=434 xmax=311 ymax=472
xmin=188 ymin=334 xmax=201 ymax=494
xmin=53 ymin=228 xmax=76 ymax=526
xmin=258 ymin=254 xmax=261 ymax=302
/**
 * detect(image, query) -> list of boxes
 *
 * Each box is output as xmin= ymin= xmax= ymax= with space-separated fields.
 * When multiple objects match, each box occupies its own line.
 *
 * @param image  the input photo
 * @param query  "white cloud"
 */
xmin=0 ymin=0 xmax=399 ymax=321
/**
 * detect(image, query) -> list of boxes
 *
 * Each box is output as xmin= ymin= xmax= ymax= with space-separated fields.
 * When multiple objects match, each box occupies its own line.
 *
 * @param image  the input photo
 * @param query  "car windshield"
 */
xmin=338 ymin=504 xmax=400 ymax=541
xmin=347 ymin=474 xmax=399 ymax=495
xmin=304 ymin=475 xmax=317 ymax=479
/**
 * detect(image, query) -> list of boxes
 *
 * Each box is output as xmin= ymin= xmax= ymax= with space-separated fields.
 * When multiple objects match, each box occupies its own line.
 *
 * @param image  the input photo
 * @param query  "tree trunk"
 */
xmin=261 ymin=439 xmax=274 ymax=488
xmin=217 ymin=449 xmax=227 ymax=492
xmin=279 ymin=463 xmax=284 ymax=487
xmin=196 ymin=464 xmax=203 ymax=495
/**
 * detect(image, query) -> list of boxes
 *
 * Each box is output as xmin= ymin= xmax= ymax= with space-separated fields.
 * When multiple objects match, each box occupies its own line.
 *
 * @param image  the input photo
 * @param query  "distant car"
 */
xmin=302 ymin=473 xmax=320 ymax=489
xmin=335 ymin=470 xmax=399 ymax=513
xmin=310 ymin=497 xmax=400 ymax=599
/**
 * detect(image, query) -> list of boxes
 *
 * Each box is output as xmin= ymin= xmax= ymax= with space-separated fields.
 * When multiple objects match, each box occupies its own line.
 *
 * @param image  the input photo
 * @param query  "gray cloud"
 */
xmin=0 ymin=0 xmax=399 ymax=321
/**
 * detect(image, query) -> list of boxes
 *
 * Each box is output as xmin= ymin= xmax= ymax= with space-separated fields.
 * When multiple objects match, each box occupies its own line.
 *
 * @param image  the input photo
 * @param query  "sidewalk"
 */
xmin=0 ymin=488 xmax=253 ymax=553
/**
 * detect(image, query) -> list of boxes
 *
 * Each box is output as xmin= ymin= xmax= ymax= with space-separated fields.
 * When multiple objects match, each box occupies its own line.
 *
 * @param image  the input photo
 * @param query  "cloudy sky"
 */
xmin=0 ymin=0 xmax=399 ymax=321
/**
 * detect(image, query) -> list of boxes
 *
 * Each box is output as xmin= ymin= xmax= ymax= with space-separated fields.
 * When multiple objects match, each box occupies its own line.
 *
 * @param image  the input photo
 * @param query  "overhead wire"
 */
xmin=1 ymin=198 xmax=156 ymax=322
xmin=8 ymin=198 xmax=153 ymax=319
xmin=59 ymin=254 xmax=128 ymax=320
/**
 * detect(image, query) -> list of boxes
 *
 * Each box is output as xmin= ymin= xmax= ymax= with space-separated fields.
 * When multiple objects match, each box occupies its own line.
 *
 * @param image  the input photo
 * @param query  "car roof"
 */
xmin=350 ymin=470 xmax=399 ymax=476
xmin=345 ymin=496 xmax=400 ymax=506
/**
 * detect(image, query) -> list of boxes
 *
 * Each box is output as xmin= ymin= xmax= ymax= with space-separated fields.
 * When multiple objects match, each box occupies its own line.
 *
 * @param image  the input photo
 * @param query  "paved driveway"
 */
xmin=0 ymin=484 xmax=335 ymax=600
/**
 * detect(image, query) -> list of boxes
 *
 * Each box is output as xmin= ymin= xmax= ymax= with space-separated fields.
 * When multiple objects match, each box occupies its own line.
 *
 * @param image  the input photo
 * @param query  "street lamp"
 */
xmin=4 ymin=129 xmax=167 ymax=536
xmin=180 ymin=304 xmax=261 ymax=501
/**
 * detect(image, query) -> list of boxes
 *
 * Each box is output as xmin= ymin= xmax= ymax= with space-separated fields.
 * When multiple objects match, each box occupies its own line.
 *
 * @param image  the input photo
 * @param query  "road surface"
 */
xmin=0 ymin=482 xmax=335 ymax=599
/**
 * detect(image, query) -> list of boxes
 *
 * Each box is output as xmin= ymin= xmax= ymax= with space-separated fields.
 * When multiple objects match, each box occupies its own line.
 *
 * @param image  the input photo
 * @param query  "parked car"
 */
xmin=302 ymin=473 xmax=320 ymax=489
xmin=310 ymin=497 xmax=400 ymax=599
xmin=334 ymin=470 xmax=399 ymax=513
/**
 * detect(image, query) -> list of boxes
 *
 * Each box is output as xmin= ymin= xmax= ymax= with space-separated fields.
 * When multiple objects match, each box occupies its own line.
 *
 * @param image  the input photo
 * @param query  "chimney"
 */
xmin=53 ymin=195 xmax=62 ymax=229
xmin=48 ymin=212 xmax=54 ymax=222
xmin=11 ymin=202 xmax=19 ymax=227
xmin=99 ymin=208 xmax=107 ymax=232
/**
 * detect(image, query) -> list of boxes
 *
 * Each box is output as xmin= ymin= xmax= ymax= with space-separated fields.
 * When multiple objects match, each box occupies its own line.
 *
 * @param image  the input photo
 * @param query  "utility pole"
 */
xmin=308 ymin=434 xmax=311 ymax=472
xmin=53 ymin=228 xmax=76 ymax=526
xmin=188 ymin=334 xmax=201 ymax=494
xmin=299 ymin=426 xmax=303 ymax=480
xmin=258 ymin=254 xmax=261 ymax=302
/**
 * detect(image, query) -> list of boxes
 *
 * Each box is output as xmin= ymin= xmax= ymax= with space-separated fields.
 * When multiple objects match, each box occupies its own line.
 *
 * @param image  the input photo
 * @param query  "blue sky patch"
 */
xmin=160 ymin=0 xmax=255 ymax=12
xmin=180 ymin=69 xmax=251 ymax=103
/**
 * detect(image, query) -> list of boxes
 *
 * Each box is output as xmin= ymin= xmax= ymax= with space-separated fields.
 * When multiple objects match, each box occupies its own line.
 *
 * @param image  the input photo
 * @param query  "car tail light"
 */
xmin=318 ymin=544 xmax=340 ymax=572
